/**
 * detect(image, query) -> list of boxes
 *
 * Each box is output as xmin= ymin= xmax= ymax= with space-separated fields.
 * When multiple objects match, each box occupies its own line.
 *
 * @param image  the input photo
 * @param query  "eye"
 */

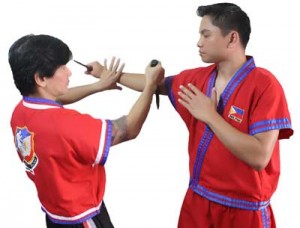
xmin=201 ymin=31 xmax=210 ymax=39
xmin=203 ymin=32 xmax=211 ymax=38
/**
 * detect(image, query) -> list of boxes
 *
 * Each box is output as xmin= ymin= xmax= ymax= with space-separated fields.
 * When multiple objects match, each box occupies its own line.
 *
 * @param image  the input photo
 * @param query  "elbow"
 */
xmin=127 ymin=129 xmax=140 ymax=140
xmin=252 ymin=164 xmax=266 ymax=171
xmin=251 ymin=158 xmax=270 ymax=171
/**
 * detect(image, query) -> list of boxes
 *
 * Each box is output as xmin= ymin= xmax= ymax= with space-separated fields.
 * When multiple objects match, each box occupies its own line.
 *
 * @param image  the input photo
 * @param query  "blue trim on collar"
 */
xmin=191 ymin=57 xmax=257 ymax=192
xmin=206 ymin=57 xmax=256 ymax=115
xmin=23 ymin=96 xmax=63 ymax=107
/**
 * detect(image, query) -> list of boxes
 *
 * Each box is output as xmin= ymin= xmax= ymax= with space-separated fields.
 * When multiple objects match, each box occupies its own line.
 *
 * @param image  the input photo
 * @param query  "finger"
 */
xmin=115 ymin=63 xmax=125 ymax=77
xmin=178 ymin=91 xmax=191 ymax=103
xmin=112 ymin=58 xmax=120 ymax=72
xmin=179 ymin=85 xmax=194 ymax=99
xmin=178 ymin=98 xmax=190 ymax=110
xmin=104 ymin=59 xmax=108 ymax=70
xmin=211 ymin=87 xmax=218 ymax=108
xmin=188 ymin=83 xmax=200 ymax=95
xmin=109 ymin=57 xmax=116 ymax=70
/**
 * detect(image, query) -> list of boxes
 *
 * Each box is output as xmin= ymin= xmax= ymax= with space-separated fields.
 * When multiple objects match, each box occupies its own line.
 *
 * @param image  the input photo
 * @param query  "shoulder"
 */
xmin=179 ymin=64 xmax=215 ymax=77
xmin=246 ymin=67 xmax=286 ymax=99
xmin=55 ymin=108 xmax=101 ymax=124
xmin=171 ymin=64 xmax=216 ymax=84
xmin=251 ymin=67 xmax=280 ymax=83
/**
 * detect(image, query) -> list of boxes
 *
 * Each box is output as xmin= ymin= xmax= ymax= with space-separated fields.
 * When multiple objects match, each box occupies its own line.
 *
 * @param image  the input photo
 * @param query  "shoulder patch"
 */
xmin=15 ymin=127 xmax=38 ymax=174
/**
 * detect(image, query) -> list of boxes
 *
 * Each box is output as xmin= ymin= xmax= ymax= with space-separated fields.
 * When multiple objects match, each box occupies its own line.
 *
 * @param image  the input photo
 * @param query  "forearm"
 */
xmin=110 ymin=62 xmax=164 ymax=146
xmin=120 ymin=72 xmax=168 ymax=95
xmin=126 ymin=84 xmax=156 ymax=138
xmin=57 ymin=83 xmax=103 ymax=105
xmin=119 ymin=72 xmax=146 ymax=92
xmin=110 ymin=84 xmax=156 ymax=146
xmin=207 ymin=112 xmax=277 ymax=170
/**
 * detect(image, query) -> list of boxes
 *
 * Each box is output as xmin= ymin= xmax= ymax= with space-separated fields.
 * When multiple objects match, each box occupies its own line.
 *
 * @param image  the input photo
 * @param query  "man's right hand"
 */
xmin=144 ymin=61 xmax=165 ymax=91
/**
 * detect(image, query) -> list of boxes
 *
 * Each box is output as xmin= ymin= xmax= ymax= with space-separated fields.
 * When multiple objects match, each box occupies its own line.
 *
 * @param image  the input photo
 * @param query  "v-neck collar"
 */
xmin=206 ymin=56 xmax=256 ymax=114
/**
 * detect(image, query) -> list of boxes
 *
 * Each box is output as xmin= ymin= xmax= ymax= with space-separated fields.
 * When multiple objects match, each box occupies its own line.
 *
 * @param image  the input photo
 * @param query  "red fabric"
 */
xmin=169 ymin=61 xmax=292 ymax=202
xmin=167 ymin=57 xmax=293 ymax=227
xmin=178 ymin=189 xmax=276 ymax=228
xmin=11 ymin=98 xmax=111 ymax=223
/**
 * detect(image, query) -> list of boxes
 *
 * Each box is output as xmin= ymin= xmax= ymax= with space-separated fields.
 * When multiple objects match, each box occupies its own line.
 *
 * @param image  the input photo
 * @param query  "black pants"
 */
xmin=46 ymin=202 xmax=114 ymax=228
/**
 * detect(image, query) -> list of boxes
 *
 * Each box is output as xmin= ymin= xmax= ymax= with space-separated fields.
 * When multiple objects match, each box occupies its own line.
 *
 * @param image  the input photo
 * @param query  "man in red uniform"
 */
xmin=93 ymin=3 xmax=293 ymax=228
xmin=9 ymin=34 xmax=164 ymax=227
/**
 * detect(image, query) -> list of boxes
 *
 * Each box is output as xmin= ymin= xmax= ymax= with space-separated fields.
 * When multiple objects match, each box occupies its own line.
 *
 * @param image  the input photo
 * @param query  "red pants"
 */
xmin=178 ymin=189 xmax=275 ymax=228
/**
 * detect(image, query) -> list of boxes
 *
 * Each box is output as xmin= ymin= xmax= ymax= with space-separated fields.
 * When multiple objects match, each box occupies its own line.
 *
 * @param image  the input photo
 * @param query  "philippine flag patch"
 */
xmin=228 ymin=105 xmax=244 ymax=123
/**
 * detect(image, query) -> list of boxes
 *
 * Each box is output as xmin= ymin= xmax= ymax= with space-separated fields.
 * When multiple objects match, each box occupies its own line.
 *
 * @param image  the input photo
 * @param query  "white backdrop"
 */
xmin=1 ymin=1 xmax=299 ymax=227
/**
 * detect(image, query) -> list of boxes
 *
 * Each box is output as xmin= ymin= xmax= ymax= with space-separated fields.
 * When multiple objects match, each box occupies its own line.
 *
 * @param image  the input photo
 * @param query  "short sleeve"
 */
xmin=249 ymin=73 xmax=293 ymax=139
xmin=58 ymin=110 xmax=113 ymax=166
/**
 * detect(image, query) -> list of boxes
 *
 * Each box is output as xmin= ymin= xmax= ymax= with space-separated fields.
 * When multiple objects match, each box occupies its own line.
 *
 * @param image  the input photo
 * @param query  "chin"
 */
xmin=201 ymin=57 xmax=213 ymax=64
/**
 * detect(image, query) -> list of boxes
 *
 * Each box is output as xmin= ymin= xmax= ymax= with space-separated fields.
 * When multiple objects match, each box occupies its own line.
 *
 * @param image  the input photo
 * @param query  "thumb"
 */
xmin=211 ymin=87 xmax=218 ymax=108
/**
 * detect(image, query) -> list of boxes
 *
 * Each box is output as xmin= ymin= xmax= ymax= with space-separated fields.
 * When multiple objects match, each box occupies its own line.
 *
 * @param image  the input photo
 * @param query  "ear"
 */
xmin=34 ymin=73 xmax=46 ymax=87
xmin=227 ymin=31 xmax=239 ymax=48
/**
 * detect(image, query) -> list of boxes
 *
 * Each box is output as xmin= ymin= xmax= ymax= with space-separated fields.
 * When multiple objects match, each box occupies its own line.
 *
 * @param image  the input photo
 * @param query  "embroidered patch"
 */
xmin=228 ymin=105 xmax=244 ymax=123
xmin=15 ymin=127 xmax=38 ymax=174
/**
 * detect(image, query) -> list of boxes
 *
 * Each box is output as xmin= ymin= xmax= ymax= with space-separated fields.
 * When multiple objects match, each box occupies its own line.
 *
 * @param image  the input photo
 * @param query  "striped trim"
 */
xmin=261 ymin=207 xmax=271 ymax=228
xmin=24 ymin=96 xmax=63 ymax=106
xmin=249 ymin=118 xmax=292 ymax=135
xmin=206 ymin=70 xmax=217 ymax=97
xmin=42 ymin=202 xmax=102 ymax=224
xmin=191 ymin=57 xmax=257 ymax=189
xmin=99 ymin=120 xmax=112 ymax=165
xmin=189 ymin=181 xmax=270 ymax=211
xmin=221 ymin=58 xmax=255 ymax=108
xmin=23 ymin=96 xmax=62 ymax=109
xmin=83 ymin=218 xmax=97 ymax=228
xmin=192 ymin=127 xmax=214 ymax=181
xmin=94 ymin=120 xmax=110 ymax=165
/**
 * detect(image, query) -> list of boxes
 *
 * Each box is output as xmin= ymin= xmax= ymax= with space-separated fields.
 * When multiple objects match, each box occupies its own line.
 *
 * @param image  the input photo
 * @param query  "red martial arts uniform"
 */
xmin=11 ymin=97 xmax=112 ymax=225
xmin=165 ymin=57 xmax=293 ymax=228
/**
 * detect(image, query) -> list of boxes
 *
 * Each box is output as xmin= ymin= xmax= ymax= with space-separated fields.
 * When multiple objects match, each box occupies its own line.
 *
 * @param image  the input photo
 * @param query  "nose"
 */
xmin=66 ymin=66 xmax=72 ymax=77
xmin=197 ymin=36 xmax=203 ymax=48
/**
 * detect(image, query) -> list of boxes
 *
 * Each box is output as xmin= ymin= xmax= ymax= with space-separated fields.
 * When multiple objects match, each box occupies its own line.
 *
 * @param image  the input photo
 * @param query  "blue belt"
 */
xmin=189 ymin=179 xmax=270 ymax=211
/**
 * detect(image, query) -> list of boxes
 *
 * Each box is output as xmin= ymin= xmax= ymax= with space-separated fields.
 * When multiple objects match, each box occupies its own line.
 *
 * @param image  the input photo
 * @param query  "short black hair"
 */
xmin=8 ymin=34 xmax=72 ymax=96
xmin=197 ymin=3 xmax=251 ymax=48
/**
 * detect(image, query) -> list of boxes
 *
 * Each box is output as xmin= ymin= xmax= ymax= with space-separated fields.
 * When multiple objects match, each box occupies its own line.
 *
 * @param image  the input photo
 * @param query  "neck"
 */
xmin=216 ymin=54 xmax=247 ymax=80
xmin=29 ymin=89 xmax=56 ymax=101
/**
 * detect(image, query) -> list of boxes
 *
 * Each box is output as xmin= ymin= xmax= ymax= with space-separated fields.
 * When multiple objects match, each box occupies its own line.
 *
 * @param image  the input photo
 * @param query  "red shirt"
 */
xmin=11 ymin=97 xmax=112 ymax=224
xmin=165 ymin=57 xmax=293 ymax=209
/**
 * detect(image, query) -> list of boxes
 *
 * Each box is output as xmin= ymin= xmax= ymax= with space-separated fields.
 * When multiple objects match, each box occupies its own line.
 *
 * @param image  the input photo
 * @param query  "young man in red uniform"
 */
xmin=92 ymin=3 xmax=293 ymax=228
xmin=9 ymin=34 xmax=164 ymax=227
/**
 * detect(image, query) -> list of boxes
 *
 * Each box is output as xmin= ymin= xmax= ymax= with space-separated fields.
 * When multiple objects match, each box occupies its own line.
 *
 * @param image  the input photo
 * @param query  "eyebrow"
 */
xmin=199 ymin=29 xmax=211 ymax=36
xmin=200 ymin=29 xmax=211 ymax=34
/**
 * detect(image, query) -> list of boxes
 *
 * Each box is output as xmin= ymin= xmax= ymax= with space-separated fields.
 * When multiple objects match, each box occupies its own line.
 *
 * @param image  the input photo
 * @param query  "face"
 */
xmin=43 ymin=65 xmax=71 ymax=99
xmin=197 ymin=16 xmax=231 ymax=63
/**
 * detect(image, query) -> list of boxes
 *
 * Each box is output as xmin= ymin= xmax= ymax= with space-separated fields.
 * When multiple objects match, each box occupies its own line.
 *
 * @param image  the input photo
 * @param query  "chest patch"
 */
xmin=228 ymin=105 xmax=244 ymax=123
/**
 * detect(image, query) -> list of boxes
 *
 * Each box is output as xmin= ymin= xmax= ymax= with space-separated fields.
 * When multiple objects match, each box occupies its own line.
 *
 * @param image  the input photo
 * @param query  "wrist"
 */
xmin=144 ymin=82 xmax=157 ymax=93
xmin=206 ymin=110 xmax=220 ymax=127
